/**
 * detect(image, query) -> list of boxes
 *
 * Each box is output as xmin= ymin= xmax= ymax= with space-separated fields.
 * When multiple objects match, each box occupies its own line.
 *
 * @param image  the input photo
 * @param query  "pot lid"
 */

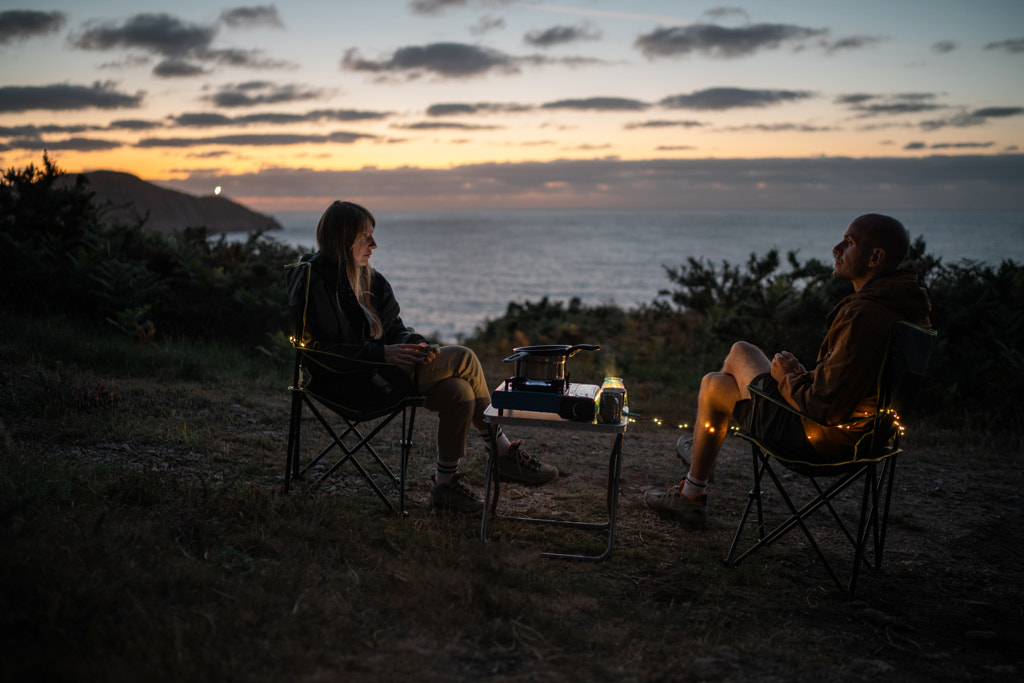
xmin=511 ymin=343 xmax=600 ymax=356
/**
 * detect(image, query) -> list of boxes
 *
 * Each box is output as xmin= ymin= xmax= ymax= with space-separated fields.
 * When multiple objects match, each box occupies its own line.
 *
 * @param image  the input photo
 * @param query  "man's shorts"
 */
xmin=732 ymin=373 xmax=822 ymax=461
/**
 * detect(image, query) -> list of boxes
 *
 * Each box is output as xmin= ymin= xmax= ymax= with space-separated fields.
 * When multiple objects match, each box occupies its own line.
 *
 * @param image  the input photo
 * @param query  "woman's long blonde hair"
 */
xmin=315 ymin=201 xmax=383 ymax=339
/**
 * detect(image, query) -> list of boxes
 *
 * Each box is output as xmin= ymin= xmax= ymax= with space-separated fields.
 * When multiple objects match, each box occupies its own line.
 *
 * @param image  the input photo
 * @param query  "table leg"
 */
xmin=479 ymin=423 xmax=499 ymax=545
xmin=479 ymin=422 xmax=625 ymax=561
xmin=538 ymin=432 xmax=622 ymax=561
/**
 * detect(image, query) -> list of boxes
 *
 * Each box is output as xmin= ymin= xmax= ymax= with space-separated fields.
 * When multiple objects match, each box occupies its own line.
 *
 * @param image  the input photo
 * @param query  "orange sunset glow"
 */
xmin=2 ymin=1 xmax=1022 ymax=211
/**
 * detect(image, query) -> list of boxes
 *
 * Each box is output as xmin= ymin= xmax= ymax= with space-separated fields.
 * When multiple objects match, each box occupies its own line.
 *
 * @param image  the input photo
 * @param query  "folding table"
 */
xmin=479 ymin=402 xmax=627 ymax=561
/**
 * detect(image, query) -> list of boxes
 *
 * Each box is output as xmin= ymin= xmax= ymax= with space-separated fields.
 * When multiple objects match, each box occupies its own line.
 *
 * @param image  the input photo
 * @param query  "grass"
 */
xmin=2 ymin=312 xmax=1022 ymax=681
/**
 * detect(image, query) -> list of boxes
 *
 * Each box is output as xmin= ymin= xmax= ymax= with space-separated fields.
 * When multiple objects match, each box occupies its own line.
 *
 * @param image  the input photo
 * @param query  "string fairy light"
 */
xmin=623 ymin=410 xmax=741 ymax=433
xmin=623 ymin=407 xmax=901 ymax=437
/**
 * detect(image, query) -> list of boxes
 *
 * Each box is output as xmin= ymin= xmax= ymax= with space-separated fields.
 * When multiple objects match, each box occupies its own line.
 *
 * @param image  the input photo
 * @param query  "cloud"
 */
xmin=821 ymin=35 xmax=884 ymax=54
xmin=68 ymin=12 xmax=293 ymax=77
xmin=219 ymin=6 xmax=284 ymax=29
xmin=524 ymin=22 xmax=602 ymax=48
xmin=171 ymin=113 xmax=235 ymax=127
xmin=162 ymin=154 xmax=1024 ymax=211
xmin=341 ymin=42 xmax=603 ymax=80
xmin=635 ymin=23 xmax=828 ymax=59
xmin=199 ymin=48 xmax=296 ymax=70
xmin=470 ymin=15 xmax=505 ymax=36
xmin=541 ymin=97 xmax=650 ymax=111
xmin=720 ymin=123 xmax=837 ymax=132
xmin=972 ymin=106 xmax=1024 ymax=119
xmin=836 ymin=92 xmax=946 ymax=117
xmin=985 ymin=37 xmax=1024 ymax=54
xmin=425 ymin=102 xmax=531 ymax=116
xmin=905 ymin=141 xmax=995 ymax=150
xmin=154 ymin=59 xmax=208 ymax=77
xmin=393 ymin=121 xmax=502 ymax=130
xmin=342 ymin=42 xmax=519 ymax=79
xmin=150 ymin=49 xmax=292 ymax=77
xmin=109 ymin=119 xmax=163 ymax=131
xmin=929 ymin=142 xmax=995 ymax=149
xmin=136 ymin=130 xmax=376 ymax=148
xmin=5 ymin=137 xmax=123 ymax=152
xmin=0 ymin=82 xmax=143 ymax=113
xmin=702 ymin=8 xmax=749 ymax=23
xmin=917 ymin=106 xmax=1024 ymax=131
xmin=931 ymin=40 xmax=957 ymax=54
xmin=201 ymin=81 xmax=325 ymax=107
xmin=171 ymin=108 xmax=390 ymax=127
xmin=624 ymin=120 xmax=705 ymax=130
xmin=0 ymin=10 xmax=66 ymax=45
xmin=660 ymin=87 xmax=813 ymax=110
xmin=0 ymin=123 xmax=97 ymax=136
xmin=70 ymin=13 xmax=217 ymax=57
xmin=408 ymin=0 xmax=472 ymax=15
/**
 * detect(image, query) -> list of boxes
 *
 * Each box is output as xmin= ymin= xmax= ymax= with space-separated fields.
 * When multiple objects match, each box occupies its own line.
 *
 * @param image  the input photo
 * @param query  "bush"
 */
xmin=0 ymin=154 xmax=302 ymax=348
xmin=468 ymin=239 xmax=1024 ymax=428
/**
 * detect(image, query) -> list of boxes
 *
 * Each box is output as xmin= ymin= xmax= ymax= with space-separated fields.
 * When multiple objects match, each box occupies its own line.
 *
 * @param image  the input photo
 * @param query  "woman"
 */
xmin=297 ymin=200 xmax=557 ymax=512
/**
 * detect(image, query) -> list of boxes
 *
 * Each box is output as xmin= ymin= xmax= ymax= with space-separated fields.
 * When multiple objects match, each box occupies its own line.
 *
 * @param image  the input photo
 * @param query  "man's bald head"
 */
xmin=849 ymin=213 xmax=910 ymax=274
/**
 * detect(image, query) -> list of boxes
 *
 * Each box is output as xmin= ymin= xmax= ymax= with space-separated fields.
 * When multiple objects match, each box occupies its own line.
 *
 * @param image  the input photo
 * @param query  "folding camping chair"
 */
xmin=724 ymin=320 xmax=937 ymax=595
xmin=284 ymin=260 xmax=425 ymax=515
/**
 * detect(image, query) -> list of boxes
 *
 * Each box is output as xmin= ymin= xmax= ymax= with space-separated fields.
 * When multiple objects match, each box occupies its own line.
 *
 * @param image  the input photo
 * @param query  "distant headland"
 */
xmin=63 ymin=170 xmax=281 ymax=235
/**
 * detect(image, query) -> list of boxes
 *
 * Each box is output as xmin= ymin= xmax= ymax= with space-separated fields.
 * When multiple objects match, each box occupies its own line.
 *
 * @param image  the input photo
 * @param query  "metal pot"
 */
xmin=502 ymin=344 xmax=600 ymax=381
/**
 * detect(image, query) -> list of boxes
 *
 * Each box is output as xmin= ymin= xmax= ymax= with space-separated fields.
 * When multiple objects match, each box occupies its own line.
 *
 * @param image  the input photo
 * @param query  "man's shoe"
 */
xmin=431 ymin=473 xmax=484 ymax=513
xmin=497 ymin=441 xmax=558 ymax=486
xmin=643 ymin=488 xmax=707 ymax=529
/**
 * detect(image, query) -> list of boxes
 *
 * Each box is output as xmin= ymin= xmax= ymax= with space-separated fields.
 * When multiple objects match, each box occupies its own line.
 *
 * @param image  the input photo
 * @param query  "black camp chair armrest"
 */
xmin=296 ymin=344 xmax=421 ymax=395
xmin=745 ymin=384 xmax=876 ymax=430
xmin=298 ymin=345 xmax=403 ymax=374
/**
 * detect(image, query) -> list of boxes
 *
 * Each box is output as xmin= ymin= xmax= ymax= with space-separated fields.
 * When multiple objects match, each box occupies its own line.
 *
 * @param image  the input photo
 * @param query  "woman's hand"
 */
xmin=419 ymin=342 xmax=441 ymax=365
xmin=384 ymin=343 xmax=440 ymax=367
xmin=384 ymin=343 xmax=429 ymax=367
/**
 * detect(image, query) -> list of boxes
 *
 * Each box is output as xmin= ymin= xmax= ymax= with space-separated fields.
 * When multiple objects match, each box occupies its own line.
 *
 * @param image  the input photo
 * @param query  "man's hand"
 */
xmin=771 ymin=351 xmax=805 ymax=382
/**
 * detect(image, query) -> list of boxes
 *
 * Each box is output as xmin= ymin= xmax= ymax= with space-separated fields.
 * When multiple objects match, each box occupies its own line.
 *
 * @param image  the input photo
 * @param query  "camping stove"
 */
xmin=505 ymin=376 xmax=569 ymax=394
xmin=491 ymin=379 xmax=600 ymax=422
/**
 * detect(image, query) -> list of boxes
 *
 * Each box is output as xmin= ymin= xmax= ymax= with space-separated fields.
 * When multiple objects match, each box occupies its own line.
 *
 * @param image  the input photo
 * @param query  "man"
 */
xmin=644 ymin=213 xmax=932 ymax=529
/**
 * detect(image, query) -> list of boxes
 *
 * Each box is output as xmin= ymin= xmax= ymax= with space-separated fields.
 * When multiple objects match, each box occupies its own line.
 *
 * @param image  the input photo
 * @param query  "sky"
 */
xmin=1 ymin=0 xmax=1023 ymax=212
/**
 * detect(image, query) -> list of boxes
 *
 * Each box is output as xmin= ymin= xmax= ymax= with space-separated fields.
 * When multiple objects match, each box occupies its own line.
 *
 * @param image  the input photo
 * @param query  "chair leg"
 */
xmin=285 ymin=390 xmax=304 ymax=492
xmin=874 ymin=455 xmax=898 ymax=569
xmin=725 ymin=449 xmax=766 ymax=564
xmin=727 ymin=444 xmax=856 ymax=594
xmin=398 ymin=405 xmax=417 ymax=518
xmin=287 ymin=393 xmax=418 ymax=515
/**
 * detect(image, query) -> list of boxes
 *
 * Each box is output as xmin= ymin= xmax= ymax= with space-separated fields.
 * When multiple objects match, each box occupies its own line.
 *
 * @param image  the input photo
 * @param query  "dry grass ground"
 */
xmin=2 ymin=348 xmax=1022 ymax=682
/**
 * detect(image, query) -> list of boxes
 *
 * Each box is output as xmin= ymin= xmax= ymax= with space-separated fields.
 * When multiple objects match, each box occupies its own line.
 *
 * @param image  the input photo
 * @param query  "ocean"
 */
xmin=267 ymin=209 xmax=1024 ymax=342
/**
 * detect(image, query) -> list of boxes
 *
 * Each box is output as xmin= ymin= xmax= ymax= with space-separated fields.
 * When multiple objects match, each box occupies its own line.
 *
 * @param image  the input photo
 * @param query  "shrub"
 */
xmin=1 ymin=155 xmax=302 ymax=348
xmin=468 ymin=240 xmax=1024 ymax=428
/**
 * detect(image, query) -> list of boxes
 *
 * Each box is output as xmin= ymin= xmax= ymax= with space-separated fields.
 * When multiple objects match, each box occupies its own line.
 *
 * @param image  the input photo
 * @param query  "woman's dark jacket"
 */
xmin=286 ymin=252 xmax=425 ymax=407
xmin=289 ymin=252 xmax=425 ymax=358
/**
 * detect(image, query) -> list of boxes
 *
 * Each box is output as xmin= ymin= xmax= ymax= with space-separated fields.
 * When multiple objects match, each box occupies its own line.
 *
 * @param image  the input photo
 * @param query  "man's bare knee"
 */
xmin=722 ymin=341 xmax=771 ymax=384
xmin=700 ymin=371 xmax=741 ymax=411
xmin=727 ymin=341 xmax=764 ymax=362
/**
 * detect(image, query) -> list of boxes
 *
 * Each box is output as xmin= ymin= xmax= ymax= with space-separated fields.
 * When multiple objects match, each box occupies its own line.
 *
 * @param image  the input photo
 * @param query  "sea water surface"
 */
xmin=268 ymin=209 xmax=1024 ymax=342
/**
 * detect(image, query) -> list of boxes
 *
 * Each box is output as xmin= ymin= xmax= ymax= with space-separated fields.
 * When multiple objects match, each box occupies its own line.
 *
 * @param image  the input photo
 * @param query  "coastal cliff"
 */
xmin=73 ymin=170 xmax=281 ymax=235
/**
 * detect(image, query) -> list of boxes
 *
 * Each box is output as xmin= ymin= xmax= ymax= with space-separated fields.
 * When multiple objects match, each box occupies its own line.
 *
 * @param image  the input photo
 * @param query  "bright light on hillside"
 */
xmin=214 ymin=186 xmax=222 ymax=196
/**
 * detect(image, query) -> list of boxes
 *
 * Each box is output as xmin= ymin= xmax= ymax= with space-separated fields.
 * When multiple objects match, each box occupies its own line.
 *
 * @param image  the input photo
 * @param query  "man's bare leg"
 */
xmin=688 ymin=341 xmax=771 ymax=483
xmin=644 ymin=341 xmax=771 ymax=527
